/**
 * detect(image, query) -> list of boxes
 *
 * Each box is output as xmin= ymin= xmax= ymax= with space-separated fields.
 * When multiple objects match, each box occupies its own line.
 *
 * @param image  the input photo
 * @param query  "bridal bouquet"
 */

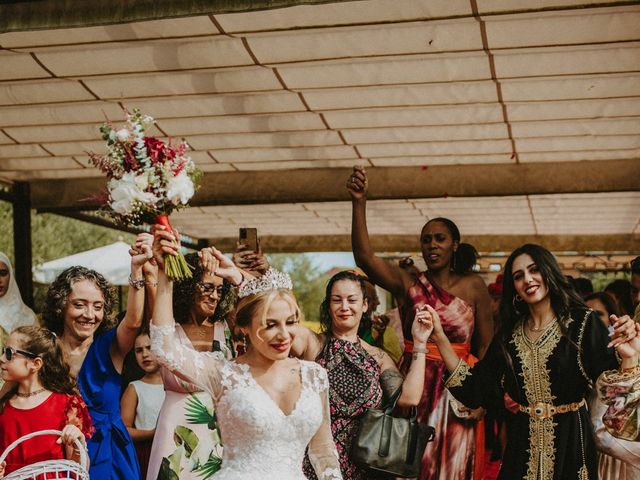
xmin=89 ymin=108 xmax=201 ymax=280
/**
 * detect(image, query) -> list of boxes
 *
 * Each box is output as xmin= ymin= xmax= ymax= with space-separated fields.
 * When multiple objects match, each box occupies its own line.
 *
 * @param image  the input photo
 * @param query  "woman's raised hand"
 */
xmin=422 ymin=304 xmax=446 ymax=344
xmin=129 ymin=232 xmax=154 ymax=267
xmin=612 ymin=318 xmax=640 ymax=360
xmin=346 ymin=165 xmax=368 ymax=200
xmin=608 ymin=314 xmax=637 ymax=349
xmin=206 ymin=246 xmax=244 ymax=286
xmin=412 ymin=305 xmax=434 ymax=345
xmin=233 ymin=240 xmax=270 ymax=276
xmin=151 ymin=225 xmax=180 ymax=271
xmin=198 ymin=248 xmax=219 ymax=275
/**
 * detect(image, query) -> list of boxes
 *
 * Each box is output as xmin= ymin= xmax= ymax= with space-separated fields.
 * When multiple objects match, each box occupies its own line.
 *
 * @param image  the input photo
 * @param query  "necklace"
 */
xmin=15 ymin=387 xmax=46 ymax=398
xmin=190 ymin=319 xmax=213 ymax=338
xmin=528 ymin=316 xmax=556 ymax=332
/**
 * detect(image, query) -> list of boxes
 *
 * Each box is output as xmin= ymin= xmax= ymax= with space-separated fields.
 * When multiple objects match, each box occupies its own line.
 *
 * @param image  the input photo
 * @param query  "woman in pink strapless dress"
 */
xmin=347 ymin=166 xmax=494 ymax=480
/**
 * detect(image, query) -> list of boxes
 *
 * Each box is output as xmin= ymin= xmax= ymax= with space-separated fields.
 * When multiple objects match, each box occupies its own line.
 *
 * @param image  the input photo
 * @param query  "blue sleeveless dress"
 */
xmin=78 ymin=327 xmax=141 ymax=479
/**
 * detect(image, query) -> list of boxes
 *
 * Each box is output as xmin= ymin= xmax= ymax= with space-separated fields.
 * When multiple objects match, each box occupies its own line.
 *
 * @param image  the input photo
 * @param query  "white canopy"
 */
xmin=0 ymin=0 xmax=638 ymax=253
xmin=33 ymin=241 xmax=132 ymax=286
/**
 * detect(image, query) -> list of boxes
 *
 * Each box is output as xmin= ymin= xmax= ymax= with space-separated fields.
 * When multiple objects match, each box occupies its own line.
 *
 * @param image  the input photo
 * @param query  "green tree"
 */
xmin=1 ymin=200 xmax=135 ymax=312
xmin=267 ymin=253 xmax=326 ymax=324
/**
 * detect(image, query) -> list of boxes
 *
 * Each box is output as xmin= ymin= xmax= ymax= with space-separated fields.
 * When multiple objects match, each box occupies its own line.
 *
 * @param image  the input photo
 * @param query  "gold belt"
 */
xmin=518 ymin=398 xmax=586 ymax=420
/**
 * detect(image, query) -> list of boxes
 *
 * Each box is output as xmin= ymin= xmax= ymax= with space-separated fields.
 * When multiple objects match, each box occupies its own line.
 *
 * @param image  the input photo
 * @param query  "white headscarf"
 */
xmin=0 ymin=252 xmax=37 ymax=335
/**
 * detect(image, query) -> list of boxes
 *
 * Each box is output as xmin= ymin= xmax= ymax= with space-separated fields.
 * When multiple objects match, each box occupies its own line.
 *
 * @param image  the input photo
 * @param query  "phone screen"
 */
xmin=239 ymin=228 xmax=258 ymax=252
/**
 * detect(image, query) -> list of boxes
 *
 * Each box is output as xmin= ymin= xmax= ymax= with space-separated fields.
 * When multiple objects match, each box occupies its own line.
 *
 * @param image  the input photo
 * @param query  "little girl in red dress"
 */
xmin=0 ymin=326 xmax=94 ymax=478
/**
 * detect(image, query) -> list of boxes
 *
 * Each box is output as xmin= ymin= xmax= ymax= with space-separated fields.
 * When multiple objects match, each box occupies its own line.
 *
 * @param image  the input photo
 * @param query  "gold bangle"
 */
xmin=619 ymin=364 xmax=640 ymax=374
xmin=413 ymin=346 xmax=429 ymax=354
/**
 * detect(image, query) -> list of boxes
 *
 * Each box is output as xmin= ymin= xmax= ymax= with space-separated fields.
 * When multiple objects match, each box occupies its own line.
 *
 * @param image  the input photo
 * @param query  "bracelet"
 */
xmin=619 ymin=363 xmax=640 ymax=374
xmin=128 ymin=275 xmax=145 ymax=290
xmin=234 ymin=272 xmax=246 ymax=288
xmin=413 ymin=346 xmax=429 ymax=354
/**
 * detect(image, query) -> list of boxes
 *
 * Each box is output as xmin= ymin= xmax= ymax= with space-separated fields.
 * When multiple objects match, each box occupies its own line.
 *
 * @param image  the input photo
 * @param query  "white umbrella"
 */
xmin=33 ymin=241 xmax=132 ymax=286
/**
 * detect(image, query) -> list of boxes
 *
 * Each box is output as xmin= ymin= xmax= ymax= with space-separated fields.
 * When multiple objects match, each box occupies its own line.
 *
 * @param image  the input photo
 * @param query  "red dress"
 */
xmin=0 ymin=392 xmax=94 ymax=476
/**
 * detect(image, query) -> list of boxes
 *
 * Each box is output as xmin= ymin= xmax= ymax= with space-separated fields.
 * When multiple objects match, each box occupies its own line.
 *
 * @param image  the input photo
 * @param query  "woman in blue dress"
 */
xmin=43 ymin=234 xmax=151 ymax=479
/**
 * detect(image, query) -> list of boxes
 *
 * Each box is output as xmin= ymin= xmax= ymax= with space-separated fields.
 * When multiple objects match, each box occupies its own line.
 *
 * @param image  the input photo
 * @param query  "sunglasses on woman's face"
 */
xmin=2 ymin=346 xmax=38 ymax=361
xmin=195 ymin=282 xmax=227 ymax=297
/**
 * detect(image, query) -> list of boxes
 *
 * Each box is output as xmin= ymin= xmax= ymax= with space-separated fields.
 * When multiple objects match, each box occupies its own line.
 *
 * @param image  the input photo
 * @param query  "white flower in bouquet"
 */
xmin=109 ymin=178 xmax=137 ymax=215
xmin=166 ymin=169 xmax=195 ymax=205
xmin=116 ymin=128 xmax=131 ymax=142
xmin=140 ymin=115 xmax=155 ymax=130
xmin=109 ymin=172 xmax=158 ymax=215
xmin=133 ymin=171 xmax=150 ymax=191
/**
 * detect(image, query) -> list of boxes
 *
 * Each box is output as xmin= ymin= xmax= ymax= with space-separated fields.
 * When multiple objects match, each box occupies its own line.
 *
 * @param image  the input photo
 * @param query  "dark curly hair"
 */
xmin=422 ymin=217 xmax=478 ymax=274
xmin=43 ymin=266 xmax=116 ymax=337
xmin=319 ymin=270 xmax=372 ymax=340
xmin=0 ymin=326 xmax=78 ymax=412
xmin=172 ymin=252 xmax=234 ymax=324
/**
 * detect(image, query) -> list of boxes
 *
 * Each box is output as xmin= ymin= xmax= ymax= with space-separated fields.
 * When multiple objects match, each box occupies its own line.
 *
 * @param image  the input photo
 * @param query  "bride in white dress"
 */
xmin=150 ymin=227 xmax=343 ymax=480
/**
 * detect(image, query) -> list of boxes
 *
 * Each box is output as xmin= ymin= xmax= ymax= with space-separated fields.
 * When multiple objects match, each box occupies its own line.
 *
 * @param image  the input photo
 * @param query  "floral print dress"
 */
xmin=146 ymin=323 xmax=234 ymax=480
xmin=303 ymin=337 xmax=383 ymax=480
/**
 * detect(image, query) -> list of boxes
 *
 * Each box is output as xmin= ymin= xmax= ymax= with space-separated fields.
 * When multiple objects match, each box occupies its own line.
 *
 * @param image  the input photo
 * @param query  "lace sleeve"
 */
xmin=597 ymin=367 xmax=640 ymax=441
xmin=150 ymin=323 xmax=225 ymax=400
xmin=306 ymin=365 xmax=343 ymax=480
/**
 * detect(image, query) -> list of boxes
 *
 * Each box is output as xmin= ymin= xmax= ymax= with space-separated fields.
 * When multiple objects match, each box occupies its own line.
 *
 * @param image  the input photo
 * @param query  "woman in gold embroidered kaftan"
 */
xmin=428 ymin=244 xmax=637 ymax=480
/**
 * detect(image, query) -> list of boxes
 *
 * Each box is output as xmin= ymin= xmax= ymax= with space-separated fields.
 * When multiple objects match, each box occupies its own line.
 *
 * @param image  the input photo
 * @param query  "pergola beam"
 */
xmin=0 ymin=0 xmax=349 ymax=33
xmin=51 ymin=212 xmax=204 ymax=251
xmin=205 ymin=234 xmax=640 ymax=254
xmin=32 ymin=159 xmax=640 ymax=211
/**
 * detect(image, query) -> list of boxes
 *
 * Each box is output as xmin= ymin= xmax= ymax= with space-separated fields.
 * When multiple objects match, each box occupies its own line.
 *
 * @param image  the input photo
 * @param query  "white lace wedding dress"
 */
xmin=151 ymin=324 xmax=343 ymax=480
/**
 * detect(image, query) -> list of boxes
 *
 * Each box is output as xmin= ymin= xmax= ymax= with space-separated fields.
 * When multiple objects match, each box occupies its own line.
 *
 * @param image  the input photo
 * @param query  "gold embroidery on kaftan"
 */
xmin=576 ymin=310 xmax=592 ymax=386
xmin=512 ymin=321 xmax=563 ymax=480
xmin=444 ymin=359 xmax=471 ymax=389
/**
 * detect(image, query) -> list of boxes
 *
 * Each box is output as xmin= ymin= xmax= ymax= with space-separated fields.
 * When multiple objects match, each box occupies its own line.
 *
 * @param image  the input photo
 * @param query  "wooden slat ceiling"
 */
xmin=0 ymin=0 xmax=639 ymax=251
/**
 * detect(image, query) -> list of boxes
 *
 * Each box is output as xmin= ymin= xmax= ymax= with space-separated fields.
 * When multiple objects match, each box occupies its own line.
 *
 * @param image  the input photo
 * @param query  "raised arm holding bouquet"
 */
xmin=89 ymin=108 xmax=201 ymax=280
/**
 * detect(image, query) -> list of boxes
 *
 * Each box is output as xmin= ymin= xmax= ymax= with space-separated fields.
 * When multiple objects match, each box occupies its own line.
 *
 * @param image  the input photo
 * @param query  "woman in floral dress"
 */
xmin=292 ymin=270 xmax=432 ymax=479
xmin=147 ymin=251 xmax=235 ymax=480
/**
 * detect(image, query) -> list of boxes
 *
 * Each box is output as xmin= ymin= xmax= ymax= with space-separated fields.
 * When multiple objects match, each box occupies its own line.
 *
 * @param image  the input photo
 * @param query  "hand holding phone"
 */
xmin=239 ymin=227 xmax=258 ymax=253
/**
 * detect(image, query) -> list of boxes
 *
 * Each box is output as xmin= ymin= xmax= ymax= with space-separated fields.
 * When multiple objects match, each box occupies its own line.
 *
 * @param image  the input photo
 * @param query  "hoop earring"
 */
xmin=512 ymin=294 xmax=523 ymax=309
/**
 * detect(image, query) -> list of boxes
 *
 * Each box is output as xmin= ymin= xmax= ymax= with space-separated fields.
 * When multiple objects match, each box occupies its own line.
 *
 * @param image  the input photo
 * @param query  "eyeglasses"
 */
xmin=2 ymin=346 xmax=38 ymax=361
xmin=195 ymin=282 xmax=227 ymax=297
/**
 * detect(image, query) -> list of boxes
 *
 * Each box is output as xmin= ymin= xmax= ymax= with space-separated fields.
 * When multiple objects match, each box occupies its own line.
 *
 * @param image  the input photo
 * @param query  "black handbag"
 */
xmin=351 ymin=389 xmax=436 ymax=478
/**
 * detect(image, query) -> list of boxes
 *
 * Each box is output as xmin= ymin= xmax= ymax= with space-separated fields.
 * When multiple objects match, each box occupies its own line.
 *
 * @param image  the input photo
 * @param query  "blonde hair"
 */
xmin=235 ymin=289 xmax=302 ymax=334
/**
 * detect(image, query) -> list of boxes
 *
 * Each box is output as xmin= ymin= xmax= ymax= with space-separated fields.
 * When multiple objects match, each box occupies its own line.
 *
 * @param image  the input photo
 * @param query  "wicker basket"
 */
xmin=0 ymin=429 xmax=89 ymax=480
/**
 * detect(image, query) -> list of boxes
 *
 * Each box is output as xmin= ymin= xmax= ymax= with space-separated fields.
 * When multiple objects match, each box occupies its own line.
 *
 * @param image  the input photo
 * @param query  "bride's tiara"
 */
xmin=238 ymin=268 xmax=293 ymax=298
